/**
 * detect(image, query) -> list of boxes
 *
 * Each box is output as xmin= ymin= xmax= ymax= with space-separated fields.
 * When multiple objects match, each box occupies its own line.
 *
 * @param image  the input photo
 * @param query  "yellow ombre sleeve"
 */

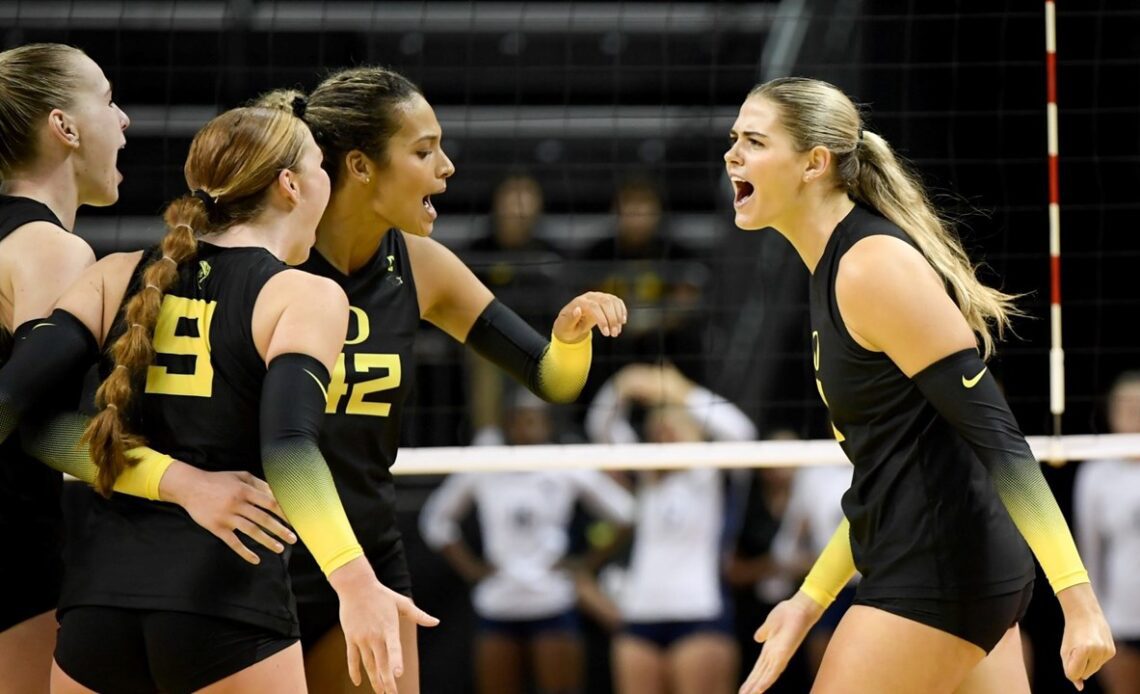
xmin=536 ymin=331 xmax=592 ymax=403
xmin=913 ymin=349 xmax=1088 ymax=593
xmin=22 ymin=411 xmax=172 ymax=500
xmin=260 ymin=353 xmax=362 ymax=576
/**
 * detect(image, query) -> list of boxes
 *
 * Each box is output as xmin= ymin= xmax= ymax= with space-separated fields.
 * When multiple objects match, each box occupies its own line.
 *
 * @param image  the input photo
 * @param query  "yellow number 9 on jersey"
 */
xmin=146 ymin=295 xmax=217 ymax=397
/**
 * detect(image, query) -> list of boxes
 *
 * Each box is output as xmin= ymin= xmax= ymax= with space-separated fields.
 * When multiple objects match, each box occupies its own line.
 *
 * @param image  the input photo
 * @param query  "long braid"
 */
xmin=81 ymin=106 xmax=307 ymax=496
xmin=82 ymin=197 xmax=206 ymax=495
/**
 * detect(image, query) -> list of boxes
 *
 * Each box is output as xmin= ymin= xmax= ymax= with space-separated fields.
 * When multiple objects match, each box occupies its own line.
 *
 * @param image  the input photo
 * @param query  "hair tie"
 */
xmin=160 ymin=255 xmax=177 ymax=267
xmin=191 ymin=189 xmax=217 ymax=212
xmin=144 ymin=283 xmax=160 ymax=292
xmin=291 ymin=95 xmax=308 ymax=119
xmin=114 ymin=364 xmax=128 ymax=371
xmin=105 ymin=403 xmax=118 ymax=410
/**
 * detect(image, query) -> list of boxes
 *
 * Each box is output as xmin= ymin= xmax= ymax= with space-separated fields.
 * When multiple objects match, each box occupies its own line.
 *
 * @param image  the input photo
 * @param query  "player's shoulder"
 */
xmin=0 ymin=221 xmax=94 ymax=269
xmin=265 ymin=268 xmax=347 ymax=308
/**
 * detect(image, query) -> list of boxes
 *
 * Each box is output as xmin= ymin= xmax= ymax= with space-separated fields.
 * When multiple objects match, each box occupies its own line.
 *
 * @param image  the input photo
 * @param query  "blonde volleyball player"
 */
xmin=725 ymin=77 xmax=1114 ymax=693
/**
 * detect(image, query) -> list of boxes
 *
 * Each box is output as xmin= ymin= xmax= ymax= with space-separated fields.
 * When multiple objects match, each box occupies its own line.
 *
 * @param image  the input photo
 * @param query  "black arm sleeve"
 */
xmin=464 ymin=299 xmax=549 ymax=393
xmin=0 ymin=309 xmax=97 ymax=444
xmin=260 ymin=353 xmax=362 ymax=576
xmin=912 ymin=348 xmax=1088 ymax=592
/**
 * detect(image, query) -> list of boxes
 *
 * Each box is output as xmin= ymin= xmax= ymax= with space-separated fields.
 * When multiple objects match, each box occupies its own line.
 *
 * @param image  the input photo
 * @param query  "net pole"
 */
xmin=1045 ymin=0 xmax=1065 ymax=440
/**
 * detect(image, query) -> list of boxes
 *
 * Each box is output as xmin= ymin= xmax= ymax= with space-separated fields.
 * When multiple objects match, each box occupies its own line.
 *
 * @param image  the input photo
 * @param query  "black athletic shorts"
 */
xmin=296 ymin=538 xmax=413 ymax=650
xmin=54 ymin=606 xmax=297 ymax=693
xmin=0 ymin=455 xmax=63 ymax=632
xmin=0 ymin=534 xmax=61 ymax=632
xmin=853 ymin=579 xmax=1035 ymax=653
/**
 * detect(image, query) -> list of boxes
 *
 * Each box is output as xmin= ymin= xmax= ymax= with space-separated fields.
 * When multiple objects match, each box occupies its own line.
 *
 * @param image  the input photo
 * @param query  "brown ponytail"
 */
xmin=82 ymin=106 xmax=310 ymax=495
xmin=750 ymin=77 xmax=1021 ymax=359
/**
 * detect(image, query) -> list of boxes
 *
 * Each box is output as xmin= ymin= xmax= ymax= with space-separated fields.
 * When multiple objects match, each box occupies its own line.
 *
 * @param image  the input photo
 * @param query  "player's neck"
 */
xmin=0 ymin=166 xmax=80 ymax=231
xmin=775 ymin=192 xmax=854 ymax=275
xmin=206 ymin=213 xmax=302 ymax=265
xmin=315 ymin=190 xmax=389 ymax=274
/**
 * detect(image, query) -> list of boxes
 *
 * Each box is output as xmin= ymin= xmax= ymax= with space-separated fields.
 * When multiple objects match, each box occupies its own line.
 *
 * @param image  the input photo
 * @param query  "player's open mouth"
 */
xmin=733 ymin=180 xmax=755 ymax=208
xmin=422 ymin=195 xmax=437 ymax=220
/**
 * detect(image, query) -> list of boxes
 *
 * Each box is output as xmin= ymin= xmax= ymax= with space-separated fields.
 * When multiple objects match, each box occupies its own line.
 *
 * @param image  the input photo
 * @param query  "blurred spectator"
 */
xmin=464 ymin=174 xmax=566 ymax=441
xmin=768 ymin=460 xmax=855 ymax=679
xmin=420 ymin=390 xmax=635 ymax=694
xmin=721 ymin=429 xmax=810 ymax=692
xmin=584 ymin=363 xmax=755 ymax=694
xmin=1074 ymin=371 xmax=1140 ymax=694
xmin=470 ymin=173 xmax=556 ymax=256
xmin=582 ymin=177 xmax=709 ymax=385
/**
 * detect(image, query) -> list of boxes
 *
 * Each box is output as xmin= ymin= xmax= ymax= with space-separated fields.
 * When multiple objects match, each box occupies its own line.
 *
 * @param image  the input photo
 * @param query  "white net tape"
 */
xmin=390 ymin=433 xmax=1140 ymax=475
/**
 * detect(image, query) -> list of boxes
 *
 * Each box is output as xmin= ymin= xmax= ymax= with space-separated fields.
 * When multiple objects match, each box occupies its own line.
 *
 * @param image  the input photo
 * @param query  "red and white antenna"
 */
xmin=1045 ymin=0 xmax=1064 ymax=438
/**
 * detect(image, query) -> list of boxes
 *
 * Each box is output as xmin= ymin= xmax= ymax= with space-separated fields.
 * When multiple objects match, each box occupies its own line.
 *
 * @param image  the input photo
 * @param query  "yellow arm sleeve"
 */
xmin=799 ymin=517 xmax=857 ymax=609
xmin=536 ymin=331 xmax=593 ymax=403
xmin=21 ymin=412 xmax=173 ymax=500
xmin=262 ymin=440 xmax=363 ymax=576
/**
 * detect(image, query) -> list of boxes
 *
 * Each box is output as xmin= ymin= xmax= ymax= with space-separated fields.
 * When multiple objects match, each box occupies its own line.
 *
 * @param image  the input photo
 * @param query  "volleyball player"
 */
xmin=257 ymin=66 xmax=627 ymax=693
xmin=723 ymin=78 xmax=1114 ymax=693
xmin=419 ymin=390 xmax=636 ymax=694
xmin=1074 ymin=371 xmax=1140 ymax=693
xmin=4 ymin=104 xmax=431 ymax=693
xmin=0 ymin=43 xmax=297 ymax=692
xmin=586 ymin=363 xmax=756 ymax=694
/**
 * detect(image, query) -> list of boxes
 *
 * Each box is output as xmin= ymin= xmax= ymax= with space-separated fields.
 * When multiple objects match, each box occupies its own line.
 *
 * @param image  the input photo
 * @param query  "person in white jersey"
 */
xmin=1074 ymin=371 xmax=1140 ymax=694
xmin=420 ymin=389 xmax=635 ymax=694
xmin=768 ymin=460 xmax=855 ymax=677
xmin=585 ymin=362 xmax=757 ymax=694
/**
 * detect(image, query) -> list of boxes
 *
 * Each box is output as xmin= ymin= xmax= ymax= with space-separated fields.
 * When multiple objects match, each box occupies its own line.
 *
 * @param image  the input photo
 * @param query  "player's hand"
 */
xmin=552 ymin=291 xmax=628 ymax=341
xmin=1057 ymin=583 xmax=1115 ymax=690
xmin=330 ymin=558 xmax=440 ymax=693
xmin=739 ymin=591 xmax=823 ymax=694
xmin=159 ymin=461 xmax=296 ymax=564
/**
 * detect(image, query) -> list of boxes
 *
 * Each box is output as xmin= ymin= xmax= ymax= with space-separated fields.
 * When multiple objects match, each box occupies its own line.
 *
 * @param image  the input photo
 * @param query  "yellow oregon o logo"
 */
xmin=345 ymin=306 xmax=370 ymax=346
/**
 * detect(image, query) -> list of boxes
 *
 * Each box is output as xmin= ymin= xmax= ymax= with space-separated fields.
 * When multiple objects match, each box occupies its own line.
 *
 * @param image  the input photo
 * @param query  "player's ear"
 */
xmin=47 ymin=108 xmax=81 ymax=149
xmin=344 ymin=150 xmax=373 ymax=186
xmin=802 ymin=145 xmax=832 ymax=184
xmin=276 ymin=168 xmax=301 ymax=206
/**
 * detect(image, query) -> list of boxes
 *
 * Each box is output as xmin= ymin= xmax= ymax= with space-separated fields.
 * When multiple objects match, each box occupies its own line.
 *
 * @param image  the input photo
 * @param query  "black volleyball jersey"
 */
xmin=0 ymin=196 xmax=69 ymax=572
xmin=60 ymin=242 xmax=299 ymax=635
xmin=289 ymin=229 xmax=418 ymax=600
xmin=810 ymin=205 xmax=1033 ymax=599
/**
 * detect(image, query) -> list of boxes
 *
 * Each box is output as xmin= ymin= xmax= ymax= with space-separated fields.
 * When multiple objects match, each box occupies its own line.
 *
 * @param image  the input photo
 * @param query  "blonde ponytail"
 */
xmin=850 ymin=131 xmax=1021 ymax=359
xmin=750 ymin=77 xmax=1021 ymax=358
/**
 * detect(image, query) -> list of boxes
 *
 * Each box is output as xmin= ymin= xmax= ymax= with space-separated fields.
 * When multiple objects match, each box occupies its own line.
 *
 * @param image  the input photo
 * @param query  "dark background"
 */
xmin=5 ymin=1 xmax=1138 ymax=692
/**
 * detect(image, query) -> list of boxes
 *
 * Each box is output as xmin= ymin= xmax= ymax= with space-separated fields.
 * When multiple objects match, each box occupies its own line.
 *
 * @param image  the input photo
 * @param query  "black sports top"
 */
xmin=809 ymin=205 xmax=1034 ymax=599
xmin=0 ymin=196 xmax=69 ymax=589
xmin=59 ymin=243 xmax=299 ymax=635
xmin=289 ymin=229 xmax=419 ymax=602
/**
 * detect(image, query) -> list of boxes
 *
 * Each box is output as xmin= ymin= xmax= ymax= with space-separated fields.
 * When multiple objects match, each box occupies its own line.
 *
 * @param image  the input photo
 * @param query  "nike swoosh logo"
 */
xmin=302 ymin=368 xmax=329 ymax=402
xmin=962 ymin=367 xmax=987 ymax=388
